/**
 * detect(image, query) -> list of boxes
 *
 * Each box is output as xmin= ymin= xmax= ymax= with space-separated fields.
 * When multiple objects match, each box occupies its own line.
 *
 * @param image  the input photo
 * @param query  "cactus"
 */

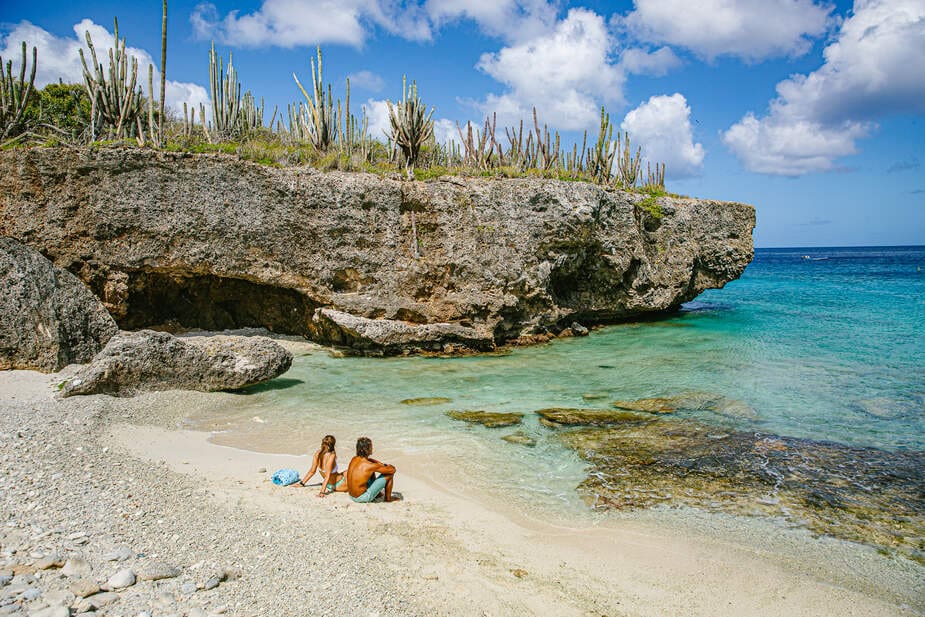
xmin=457 ymin=113 xmax=499 ymax=170
xmin=0 ymin=42 xmax=37 ymax=141
xmin=144 ymin=63 xmax=157 ymax=147
xmin=387 ymin=75 xmax=434 ymax=179
xmin=617 ymin=131 xmax=642 ymax=187
xmin=160 ymin=0 xmax=167 ymax=144
xmin=293 ymin=46 xmax=338 ymax=151
xmin=645 ymin=161 xmax=666 ymax=189
xmin=79 ymin=18 xmax=144 ymax=141
xmin=208 ymin=42 xmax=242 ymax=140
xmin=532 ymin=108 xmax=559 ymax=171
xmin=587 ymin=107 xmax=616 ymax=183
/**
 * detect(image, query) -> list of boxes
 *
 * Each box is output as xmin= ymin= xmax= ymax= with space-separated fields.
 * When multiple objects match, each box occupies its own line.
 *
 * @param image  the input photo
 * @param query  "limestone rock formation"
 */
xmin=60 ymin=330 xmax=292 ymax=397
xmin=0 ymin=236 xmax=118 ymax=372
xmin=0 ymin=148 xmax=755 ymax=355
xmin=311 ymin=308 xmax=493 ymax=355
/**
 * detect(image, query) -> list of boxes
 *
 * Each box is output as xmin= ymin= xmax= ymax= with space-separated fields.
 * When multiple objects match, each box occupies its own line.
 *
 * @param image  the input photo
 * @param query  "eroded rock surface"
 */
xmin=446 ymin=410 xmax=524 ymax=428
xmin=0 ymin=237 xmax=118 ymax=372
xmin=535 ymin=407 xmax=653 ymax=428
xmin=61 ymin=330 xmax=292 ymax=397
xmin=0 ymin=148 xmax=755 ymax=355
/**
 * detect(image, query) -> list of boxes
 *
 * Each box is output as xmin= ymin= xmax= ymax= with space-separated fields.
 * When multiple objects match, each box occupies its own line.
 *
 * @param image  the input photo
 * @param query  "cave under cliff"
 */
xmin=118 ymin=271 xmax=318 ymax=335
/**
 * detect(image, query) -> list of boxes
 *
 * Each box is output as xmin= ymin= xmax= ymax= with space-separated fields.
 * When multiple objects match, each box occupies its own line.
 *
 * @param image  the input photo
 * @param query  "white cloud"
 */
xmin=192 ymin=0 xmax=431 ymax=48
xmin=0 ymin=20 xmax=207 ymax=116
xmin=619 ymin=46 xmax=681 ymax=76
xmin=621 ymin=93 xmax=704 ymax=179
xmin=347 ymin=70 xmax=385 ymax=93
xmin=432 ymin=118 xmax=461 ymax=147
xmin=362 ymin=98 xmax=392 ymax=142
xmin=723 ymin=0 xmax=925 ymax=176
xmin=474 ymin=9 xmax=626 ymax=131
xmin=722 ymin=114 xmax=866 ymax=176
xmin=424 ymin=0 xmax=557 ymax=43
xmin=622 ymin=0 xmax=834 ymax=61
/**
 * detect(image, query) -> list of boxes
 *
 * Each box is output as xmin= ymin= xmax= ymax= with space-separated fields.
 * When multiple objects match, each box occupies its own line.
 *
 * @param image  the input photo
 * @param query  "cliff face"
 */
xmin=0 ymin=148 xmax=755 ymax=353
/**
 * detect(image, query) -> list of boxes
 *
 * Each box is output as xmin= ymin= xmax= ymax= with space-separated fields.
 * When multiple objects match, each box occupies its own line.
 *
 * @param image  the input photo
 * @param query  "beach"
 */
xmin=2 ymin=363 xmax=921 ymax=617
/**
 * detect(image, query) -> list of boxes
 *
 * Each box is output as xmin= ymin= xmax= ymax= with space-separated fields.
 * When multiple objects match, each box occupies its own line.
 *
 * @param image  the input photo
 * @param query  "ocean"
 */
xmin=193 ymin=246 xmax=925 ymax=555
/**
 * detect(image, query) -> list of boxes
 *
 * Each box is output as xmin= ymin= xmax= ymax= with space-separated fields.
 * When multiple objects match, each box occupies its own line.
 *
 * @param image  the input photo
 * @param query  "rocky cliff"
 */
xmin=0 ymin=148 xmax=755 ymax=354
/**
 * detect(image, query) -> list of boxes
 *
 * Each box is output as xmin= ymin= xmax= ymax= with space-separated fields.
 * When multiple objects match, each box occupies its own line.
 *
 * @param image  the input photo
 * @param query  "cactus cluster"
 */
xmin=0 ymin=42 xmax=36 ymax=142
xmin=386 ymin=76 xmax=435 ymax=179
xmin=79 ymin=18 xmax=148 ymax=142
xmin=8 ymin=21 xmax=668 ymax=191
xmin=205 ymin=44 xmax=268 ymax=141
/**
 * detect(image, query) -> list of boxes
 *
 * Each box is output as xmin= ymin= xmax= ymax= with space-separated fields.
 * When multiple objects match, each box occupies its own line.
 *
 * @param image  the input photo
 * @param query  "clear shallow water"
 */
xmin=196 ymin=246 xmax=925 ymax=516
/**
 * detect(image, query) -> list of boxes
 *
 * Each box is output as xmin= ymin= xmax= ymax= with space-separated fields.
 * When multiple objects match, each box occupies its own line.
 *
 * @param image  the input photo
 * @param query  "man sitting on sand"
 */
xmin=346 ymin=437 xmax=399 ymax=503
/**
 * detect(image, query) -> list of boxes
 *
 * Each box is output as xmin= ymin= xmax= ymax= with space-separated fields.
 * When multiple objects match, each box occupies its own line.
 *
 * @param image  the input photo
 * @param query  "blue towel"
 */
xmin=272 ymin=468 xmax=300 ymax=486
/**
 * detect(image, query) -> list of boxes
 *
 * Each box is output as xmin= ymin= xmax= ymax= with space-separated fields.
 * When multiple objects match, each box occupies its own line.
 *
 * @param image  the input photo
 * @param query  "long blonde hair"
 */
xmin=320 ymin=434 xmax=336 ymax=454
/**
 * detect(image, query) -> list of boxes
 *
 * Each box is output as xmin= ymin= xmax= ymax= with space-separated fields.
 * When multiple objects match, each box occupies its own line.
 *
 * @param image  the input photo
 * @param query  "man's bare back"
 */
xmin=346 ymin=437 xmax=398 ymax=502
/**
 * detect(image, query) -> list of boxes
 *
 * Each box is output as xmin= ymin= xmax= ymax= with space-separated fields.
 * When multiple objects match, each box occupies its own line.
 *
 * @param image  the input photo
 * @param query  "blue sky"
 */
xmin=2 ymin=0 xmax=923 ymax=247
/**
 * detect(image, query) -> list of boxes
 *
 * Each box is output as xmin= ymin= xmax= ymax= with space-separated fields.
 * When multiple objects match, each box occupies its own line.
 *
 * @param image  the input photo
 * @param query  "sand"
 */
xmin=1 ymin=367 xmax=922 ymax=616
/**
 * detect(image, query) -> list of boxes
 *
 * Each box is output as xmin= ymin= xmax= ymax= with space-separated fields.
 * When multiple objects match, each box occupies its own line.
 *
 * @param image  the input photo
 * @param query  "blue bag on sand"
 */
xmin=272 ymin=468 xmax=300 ymax=486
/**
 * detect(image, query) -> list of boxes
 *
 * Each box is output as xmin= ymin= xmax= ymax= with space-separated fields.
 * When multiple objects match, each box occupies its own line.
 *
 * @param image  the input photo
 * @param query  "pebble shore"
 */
xmin=0 ymin=371 xmax=471 ymax=616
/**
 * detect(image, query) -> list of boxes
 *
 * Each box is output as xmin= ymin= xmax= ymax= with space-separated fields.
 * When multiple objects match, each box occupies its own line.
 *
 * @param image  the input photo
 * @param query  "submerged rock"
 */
xmin=501 ymin=431 xmax=537 ymax=447
xmin=61 ymin=330 xmax=292 ymax=397
xmin=447 ymin=410 xmax=524 ymax=428
xmin=535 ymin=407 xmax=653 ymax=428
xmin=560 ymin=417 xmax=925 ymax=561
xmin=0 ymin=237 xmax=118 ymax=372
xmin=613 ymin=391 xmax=758 ymax=419
xmin=612 ymin=397 xmax=677 ymax=414
xmin=400 ymin=397 xmax=452 ymax=406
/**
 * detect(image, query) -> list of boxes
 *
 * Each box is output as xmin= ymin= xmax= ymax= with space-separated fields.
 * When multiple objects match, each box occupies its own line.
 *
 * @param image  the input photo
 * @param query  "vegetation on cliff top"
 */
xmin=1 ymin=12 xmax=668 ymax=195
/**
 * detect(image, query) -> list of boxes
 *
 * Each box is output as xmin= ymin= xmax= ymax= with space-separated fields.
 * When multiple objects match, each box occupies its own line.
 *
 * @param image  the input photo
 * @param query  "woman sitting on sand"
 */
xmin=296 ymin=435 xmax=348 ymax=497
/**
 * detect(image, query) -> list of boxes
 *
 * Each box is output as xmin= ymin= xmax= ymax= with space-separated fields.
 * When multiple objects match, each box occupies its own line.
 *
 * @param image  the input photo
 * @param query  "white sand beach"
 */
xmin=1 ymin=367 xmax=922 ymax=616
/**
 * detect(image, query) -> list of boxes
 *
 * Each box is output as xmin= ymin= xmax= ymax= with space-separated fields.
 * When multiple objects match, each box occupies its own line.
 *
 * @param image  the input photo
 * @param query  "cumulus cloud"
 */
xmin=0 ymin=20 xmax=207 ymax=115
xmin=424 ymin=0 xmax=557 ymax=43
xmin=347 ymin=70 xmax=385 ymax=93
xmin=619 ymin=46 xmax=681 ymax=76
xmin=362 ymin=98 xmax=392 ymax=142
xmin=622 ymin=0 xmax=834 ymax=61
xmin=723 ymin=0 xmax=925 ymax=176
xmin=621 ymin=93 xmax=704 ymax=179
xmin=192 ymin=0 xmax=431 ymax=48
xmin=474 ymin=9 xmax=627 ymax=131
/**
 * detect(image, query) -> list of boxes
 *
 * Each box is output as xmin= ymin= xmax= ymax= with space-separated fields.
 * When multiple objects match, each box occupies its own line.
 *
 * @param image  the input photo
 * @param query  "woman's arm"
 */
xmin=298 ymin=450 xmax=320 ymax=486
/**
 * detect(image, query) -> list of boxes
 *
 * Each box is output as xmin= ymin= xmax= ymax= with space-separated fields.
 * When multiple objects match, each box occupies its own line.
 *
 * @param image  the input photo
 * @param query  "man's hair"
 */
xmin=356 ymin=437 xmax=372 ymax=458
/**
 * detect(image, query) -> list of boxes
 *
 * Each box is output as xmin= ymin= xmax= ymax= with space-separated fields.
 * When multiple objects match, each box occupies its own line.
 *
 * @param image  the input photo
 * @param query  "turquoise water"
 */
xmin=203 ymin=246 xmax=925 ymax=512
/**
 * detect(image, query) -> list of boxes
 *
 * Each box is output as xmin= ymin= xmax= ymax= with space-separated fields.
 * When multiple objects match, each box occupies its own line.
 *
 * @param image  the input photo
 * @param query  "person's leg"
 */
xmin=351 ymin=475 xmax=388 ymax=503
xmin=383 ymin=473 xmax=394 ymax=502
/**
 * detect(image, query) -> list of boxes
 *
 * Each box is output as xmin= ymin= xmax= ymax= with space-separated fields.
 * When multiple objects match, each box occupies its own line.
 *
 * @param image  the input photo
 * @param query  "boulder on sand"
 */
xmin=61 ymin=330 xmax=292 ymax=397
xmin=0 ymin=237 xmax=118 ymax=372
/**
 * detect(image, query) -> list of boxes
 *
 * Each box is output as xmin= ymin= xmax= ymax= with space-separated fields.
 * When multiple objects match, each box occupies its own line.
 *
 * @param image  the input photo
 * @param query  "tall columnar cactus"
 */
xmin=293 ymin=46 xmax=338 ymax=151
xmin=208 ymin=42 xmax=242 ymax=139
xmin=387 ymin=76 xmax=434 ymax=179
xmin=587 ymin=106 xmax=616 ymax=183
xmin=617 ymin=132 xmax=642 ymax=187
xmin=0 ymin=42 xmax=36 ymax=141
xmin=79 ymin=18 xmax=144 ymax=141
xmin=646 ymin=161 xmax=666 ymax=189
xmin=457 ymin=113 xmax=499 ymax=170
xmin=532 ymin=108 xmax=559 ymax=171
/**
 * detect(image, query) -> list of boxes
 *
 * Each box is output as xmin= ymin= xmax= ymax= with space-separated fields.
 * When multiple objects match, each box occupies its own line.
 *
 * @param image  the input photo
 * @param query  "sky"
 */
xmin=1 ymin=0 xmax=923 ymax=247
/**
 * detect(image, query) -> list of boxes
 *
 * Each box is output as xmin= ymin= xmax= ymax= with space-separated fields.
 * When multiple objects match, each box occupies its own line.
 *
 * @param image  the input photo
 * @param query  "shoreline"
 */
xmin=2 ymin=368 xmax=922 ymax=616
